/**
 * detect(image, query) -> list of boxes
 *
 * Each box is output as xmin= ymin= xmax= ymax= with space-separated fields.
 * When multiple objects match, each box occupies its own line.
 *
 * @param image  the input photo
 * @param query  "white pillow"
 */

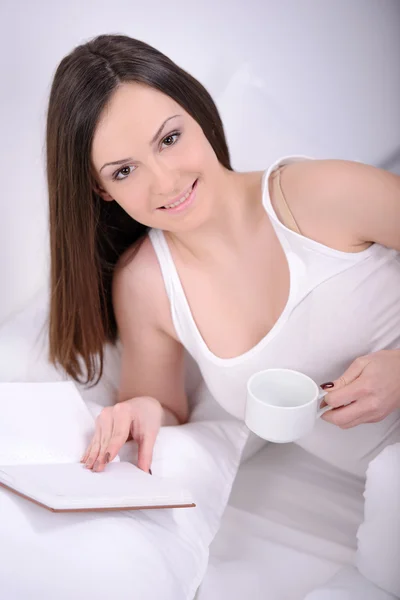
xmin=304 ymin=566 xmax=397 ymax=600
xmin=0 ymin=289 xmax=122 ymax=416
xmin=356 ymin=443 xmax=400 ymax=598
xmin=0 ymin=417 xmax=248 ymax=600
xmin=0 ymin=291 xmax=250 ymax=600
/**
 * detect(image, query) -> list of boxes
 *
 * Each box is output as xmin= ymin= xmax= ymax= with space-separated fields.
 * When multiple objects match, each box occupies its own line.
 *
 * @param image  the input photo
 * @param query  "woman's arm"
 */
xmin=113 ymin=238 xmax=189 ymax=426
xmin=279 ymin=159 xmax=400 ymax=427
xmin=82 ymin=238 xmax=188 ymax=472
xmin=346 ymin=161 xmax=400 ymax=251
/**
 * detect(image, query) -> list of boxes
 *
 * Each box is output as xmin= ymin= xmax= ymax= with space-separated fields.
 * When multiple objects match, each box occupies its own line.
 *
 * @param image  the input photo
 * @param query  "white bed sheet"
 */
xmin=198 ymin=443 xmax=366 ymax=600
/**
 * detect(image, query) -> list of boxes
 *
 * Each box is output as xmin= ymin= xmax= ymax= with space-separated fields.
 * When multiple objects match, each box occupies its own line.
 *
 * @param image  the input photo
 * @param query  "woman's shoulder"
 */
xmin=112 ymin=236 xmax=179 ymax=341
xmin=274 ymin=158 xmax=399 ymax=252
xmin=112 ymin=235 xmax=177 ymax=335
xmin=113 ymin=235 xmax=164 ymax=299
xmin=277 ymin=156 xmax=397 ymax=203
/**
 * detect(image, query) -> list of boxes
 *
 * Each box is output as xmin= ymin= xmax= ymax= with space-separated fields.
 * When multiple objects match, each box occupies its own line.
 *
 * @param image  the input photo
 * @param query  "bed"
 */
xmin=1 ymin=24 xmax=400 ymax=597
xmin=0 ymin=293 xmax=399 ymax=600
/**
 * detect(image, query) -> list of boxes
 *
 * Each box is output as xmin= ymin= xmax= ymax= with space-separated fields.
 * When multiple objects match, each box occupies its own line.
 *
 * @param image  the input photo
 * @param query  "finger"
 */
xmin=334 ymin=355 xmax=371 ymax=389
xmin=105 ymin=408 xmax=132 ymax=463
xmin=340 ymin=417 xmax=366 ymax=429
xmin=320 ymin=356 xmax=370 ymax=408
xmin=137 ymin=430 xmax=158 ymax=473
xmin=81 ymin=443 xmax=92 ymax=463
xmin=323 ymin=379 xmax=365 ymax=408
xmin=93 ymin=414 xmax=114 ymax=472
xmin=85 ymin=432 xmax=102 ymax=469
xmin=321 ymin=400 xmax=366 ymax=428
xmin=81 ymin=433 xmax=97 ymax=462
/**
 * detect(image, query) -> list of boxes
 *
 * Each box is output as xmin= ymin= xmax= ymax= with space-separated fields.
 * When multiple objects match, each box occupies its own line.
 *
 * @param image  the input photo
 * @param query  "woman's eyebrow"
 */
xmin=99 ymin=114 xmax=182 ymax=173
xmin=150 ymin=114 xmax=181 ymax=144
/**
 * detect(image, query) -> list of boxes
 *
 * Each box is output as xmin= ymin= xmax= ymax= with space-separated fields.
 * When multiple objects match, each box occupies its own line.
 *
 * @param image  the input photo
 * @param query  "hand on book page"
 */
xmin=81 ymin=396 xmax=163 ymax=475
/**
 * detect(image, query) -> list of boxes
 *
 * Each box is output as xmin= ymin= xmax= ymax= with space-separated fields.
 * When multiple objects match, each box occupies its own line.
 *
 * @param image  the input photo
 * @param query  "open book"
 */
xmin=0 ymin=381 xmax=195 ymax=512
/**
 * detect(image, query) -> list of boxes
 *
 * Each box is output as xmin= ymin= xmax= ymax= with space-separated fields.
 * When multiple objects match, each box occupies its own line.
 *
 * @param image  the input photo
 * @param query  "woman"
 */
xmin=47 ymin=34 xmax=400 ymax=476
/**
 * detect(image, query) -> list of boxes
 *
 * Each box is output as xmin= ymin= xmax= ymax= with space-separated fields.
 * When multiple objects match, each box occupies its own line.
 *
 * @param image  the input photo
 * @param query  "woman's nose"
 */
xmin=150 ymin=164 xmax=179 ymax=197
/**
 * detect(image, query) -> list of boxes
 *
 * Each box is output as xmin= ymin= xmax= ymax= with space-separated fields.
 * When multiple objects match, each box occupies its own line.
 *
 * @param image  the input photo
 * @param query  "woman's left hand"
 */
xmin=320 ymin=349 xmax=400 ymax=428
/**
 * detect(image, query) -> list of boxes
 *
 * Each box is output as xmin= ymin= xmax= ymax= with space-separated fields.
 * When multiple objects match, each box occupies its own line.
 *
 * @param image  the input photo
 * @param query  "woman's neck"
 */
xmin=165 ymin=169 xmax=265 ymax=265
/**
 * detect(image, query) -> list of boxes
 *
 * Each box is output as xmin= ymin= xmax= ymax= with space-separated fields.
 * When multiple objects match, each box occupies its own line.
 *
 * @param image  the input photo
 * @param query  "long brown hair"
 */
xmin=47 ymin=34 xmax=232 ymax=387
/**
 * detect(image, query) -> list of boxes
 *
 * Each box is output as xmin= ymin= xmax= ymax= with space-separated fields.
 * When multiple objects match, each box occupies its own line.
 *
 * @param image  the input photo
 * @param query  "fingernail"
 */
xmin=321 ymin=382 xmax=334 ymax=390
xmin=149 ymin=468 xmax=152 ymax=475
xmin=105 ymin=452 xmax=110 ymax=464
xmin=93 ymin=460 xmax=99 ymax=471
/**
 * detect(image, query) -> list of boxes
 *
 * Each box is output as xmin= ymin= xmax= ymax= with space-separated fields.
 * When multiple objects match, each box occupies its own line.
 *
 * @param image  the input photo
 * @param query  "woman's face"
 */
xmin=91 ymin=82 xmax=223 ymax=231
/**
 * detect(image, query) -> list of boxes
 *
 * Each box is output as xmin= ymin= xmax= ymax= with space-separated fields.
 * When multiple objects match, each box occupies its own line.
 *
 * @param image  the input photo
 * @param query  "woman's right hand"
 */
xmin=81 ymin=396 xmax=164 ymax=473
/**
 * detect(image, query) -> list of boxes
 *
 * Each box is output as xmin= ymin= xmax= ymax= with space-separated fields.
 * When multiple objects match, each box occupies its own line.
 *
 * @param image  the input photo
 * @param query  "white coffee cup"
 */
xmin=245 ymin=368 xmax=333 ymax=443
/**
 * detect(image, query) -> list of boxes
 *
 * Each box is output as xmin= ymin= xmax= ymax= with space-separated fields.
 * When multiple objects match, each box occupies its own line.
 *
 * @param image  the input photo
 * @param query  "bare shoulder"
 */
xmin=281 ymin=158 xmax=396 ymax=199
xmin=114 ymin=235 xmax=163 ymax=297
xmin=276 ymin=159 xmax=400 ymax=251
xmin=112 ymin=235 xmax=177 ymax=338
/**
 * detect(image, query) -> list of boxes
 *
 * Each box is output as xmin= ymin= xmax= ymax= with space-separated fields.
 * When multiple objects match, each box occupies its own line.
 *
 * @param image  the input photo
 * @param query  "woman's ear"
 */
xmin=93 ymin=183 xmax=114 ymax=202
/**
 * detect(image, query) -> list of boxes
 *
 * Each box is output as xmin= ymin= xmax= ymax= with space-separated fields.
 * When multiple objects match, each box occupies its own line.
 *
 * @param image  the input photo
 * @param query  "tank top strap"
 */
xmin=148 ymin=228 xmax=200 ymax=354
xmin=273 ymin=165 xmax=303 ymax=235
xmin=262 ymin=155 xmax=376 ymax=260
xmin=261 ymin=155 xmax=312 ymax=239
xmin=147 ymin=228 xmax=177 ymax=302
xmin=261 ymin=155 xmax=387 ymax=301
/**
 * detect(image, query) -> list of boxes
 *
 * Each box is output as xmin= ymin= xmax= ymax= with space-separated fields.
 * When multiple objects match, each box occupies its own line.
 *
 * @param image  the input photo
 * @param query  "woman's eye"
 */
xmin=161 ymin=132 xmax=181 ymax=149
xmin=111 ymin=132 xmax=181 ymax=181
xmin=113 ymin=165 xmax=134 ymax=181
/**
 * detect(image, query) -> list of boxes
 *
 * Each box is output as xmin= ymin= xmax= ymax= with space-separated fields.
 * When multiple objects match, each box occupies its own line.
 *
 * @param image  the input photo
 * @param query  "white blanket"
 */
xmin=0 ymin=295 xmax=251 ymax=600
xmin=1 ymin=295 xmax=399 ymax=599
xmin=0 ymin=386 xmax=249 ymax=600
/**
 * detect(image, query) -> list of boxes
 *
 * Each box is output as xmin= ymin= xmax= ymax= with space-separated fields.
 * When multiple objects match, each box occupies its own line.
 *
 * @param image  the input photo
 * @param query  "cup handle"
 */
xmin=316 ymin=390 xmax=333 ymax=418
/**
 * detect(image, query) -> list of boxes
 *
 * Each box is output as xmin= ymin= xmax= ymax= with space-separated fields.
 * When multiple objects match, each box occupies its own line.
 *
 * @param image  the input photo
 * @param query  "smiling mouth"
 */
xmin=158 ymin=180 xmax=197 ymax=210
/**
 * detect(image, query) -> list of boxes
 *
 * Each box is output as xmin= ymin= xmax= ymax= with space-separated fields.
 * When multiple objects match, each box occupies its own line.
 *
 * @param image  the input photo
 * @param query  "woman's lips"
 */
xmin=158 ymin=179 xmax=198 ymax=214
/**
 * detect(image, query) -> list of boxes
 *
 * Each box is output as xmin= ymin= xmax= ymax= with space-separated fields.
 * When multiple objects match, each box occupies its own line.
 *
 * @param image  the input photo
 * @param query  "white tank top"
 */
xmin=148 ymin=156 xmax=400 ymax=476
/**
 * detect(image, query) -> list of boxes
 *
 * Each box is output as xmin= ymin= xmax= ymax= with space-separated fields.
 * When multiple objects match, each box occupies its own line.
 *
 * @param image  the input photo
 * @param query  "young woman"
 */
xmin=47 ymin=34 xmax=400 ymax=475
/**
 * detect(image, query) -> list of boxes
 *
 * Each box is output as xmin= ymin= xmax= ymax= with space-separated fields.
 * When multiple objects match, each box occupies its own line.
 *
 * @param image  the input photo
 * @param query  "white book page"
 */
xmin=0 ymin=382 xmax=107 ymax=465
xmin=0 ymin=462 xmax=194 ymax=510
